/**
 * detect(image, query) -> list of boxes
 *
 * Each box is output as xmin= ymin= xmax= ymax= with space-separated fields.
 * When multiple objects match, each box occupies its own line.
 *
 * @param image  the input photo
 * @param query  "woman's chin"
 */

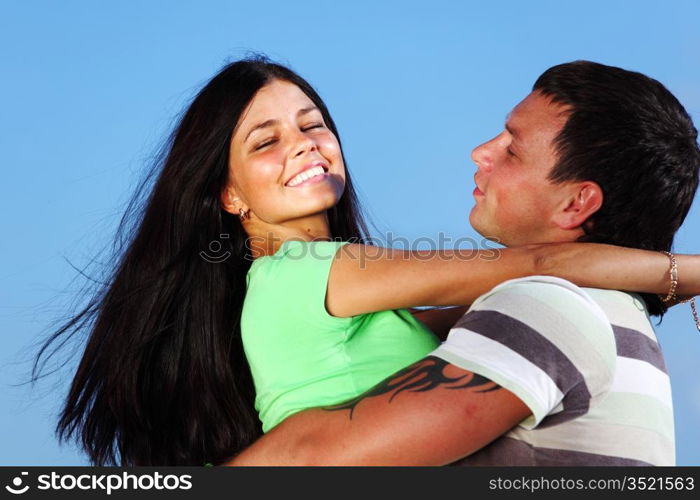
xmin=294 ymin=191 xmax=343 ymax=212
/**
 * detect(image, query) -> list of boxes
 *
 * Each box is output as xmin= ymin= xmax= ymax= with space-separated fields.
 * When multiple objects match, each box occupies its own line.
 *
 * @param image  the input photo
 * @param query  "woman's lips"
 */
xmin=285 ymin=164 xmax=328 ymax=187
xmin=287 ymin=171 xmax=329 ymax=187
xmin=473 ymin=186 xmax=484 ymax=196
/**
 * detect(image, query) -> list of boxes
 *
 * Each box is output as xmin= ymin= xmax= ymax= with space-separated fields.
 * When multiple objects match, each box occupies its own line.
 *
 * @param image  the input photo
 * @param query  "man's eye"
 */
xmin=506 ymin=148 xmax=516 ymax=157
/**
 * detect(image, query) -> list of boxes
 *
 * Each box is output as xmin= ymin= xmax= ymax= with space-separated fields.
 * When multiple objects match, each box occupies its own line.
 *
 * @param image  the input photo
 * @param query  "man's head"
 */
xmin=471 ymin=60 xmax=699 ymax=250
xmin=470 ymin=60 xmax=700 ymax=313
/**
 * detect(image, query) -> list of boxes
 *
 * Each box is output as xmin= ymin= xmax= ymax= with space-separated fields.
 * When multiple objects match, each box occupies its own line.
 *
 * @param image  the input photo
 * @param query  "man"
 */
xmin=226 ymin=61 xmax=700 ymax=466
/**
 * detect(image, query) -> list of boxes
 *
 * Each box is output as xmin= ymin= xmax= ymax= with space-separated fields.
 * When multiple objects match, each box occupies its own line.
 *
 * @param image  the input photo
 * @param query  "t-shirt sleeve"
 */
xmin=430 ymin=276 xmax=616 ymax=429
xmin=249 ymin=240 xmax=351 ymax=327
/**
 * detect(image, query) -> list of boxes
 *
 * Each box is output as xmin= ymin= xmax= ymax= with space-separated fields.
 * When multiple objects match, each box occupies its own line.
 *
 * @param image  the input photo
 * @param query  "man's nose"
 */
xmin=471 ymin=137 xmax=496 ymax=172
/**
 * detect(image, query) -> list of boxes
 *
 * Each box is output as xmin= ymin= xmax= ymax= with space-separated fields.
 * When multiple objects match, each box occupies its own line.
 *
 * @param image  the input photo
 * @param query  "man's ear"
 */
xmin=220 ymin=186 xmax=241 ymax=216
xmin=552 ymin=181 xmax=603 ymax=230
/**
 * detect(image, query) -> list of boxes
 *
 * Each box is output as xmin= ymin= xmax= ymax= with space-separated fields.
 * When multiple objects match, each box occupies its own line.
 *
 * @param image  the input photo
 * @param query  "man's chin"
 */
xmin=469 ymin=212 xmax=491 ymax=238
xmin=469 ymin=217 xmax=507 ymax=247
xmin=468 ymin=209 xmax=481 ymax=233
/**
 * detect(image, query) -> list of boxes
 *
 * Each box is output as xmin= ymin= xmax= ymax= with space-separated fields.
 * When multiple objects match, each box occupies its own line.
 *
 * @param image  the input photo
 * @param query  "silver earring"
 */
xmin=239 ymin=208 xmax=250 ymax=221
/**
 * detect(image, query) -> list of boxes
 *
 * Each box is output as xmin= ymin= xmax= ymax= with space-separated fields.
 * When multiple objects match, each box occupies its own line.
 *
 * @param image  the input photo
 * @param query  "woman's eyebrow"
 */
xmin=244 ymin=107 xmax=320 ymax=142
xmin=244 ymin=119 xmax=276 ymax=142
xmin=298 ymin=106 xmax=319 ymax=117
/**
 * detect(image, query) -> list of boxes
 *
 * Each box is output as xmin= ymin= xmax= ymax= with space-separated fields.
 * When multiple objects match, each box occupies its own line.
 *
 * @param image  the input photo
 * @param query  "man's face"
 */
xmin=469 ymin=91 xmax=573 ymax=247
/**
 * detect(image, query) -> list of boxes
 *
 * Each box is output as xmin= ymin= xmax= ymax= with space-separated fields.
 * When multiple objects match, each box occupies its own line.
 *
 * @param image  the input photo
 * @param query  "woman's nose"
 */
xmin=292 ymin=130 xmax=317 ymax=158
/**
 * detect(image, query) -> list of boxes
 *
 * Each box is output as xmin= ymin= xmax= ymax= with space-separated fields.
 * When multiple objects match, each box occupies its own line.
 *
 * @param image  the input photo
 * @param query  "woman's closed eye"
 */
xmin=301 ymin=122 xmax=323 ymax=131
xmin=254 ymin=137 xmax=277 ymax=151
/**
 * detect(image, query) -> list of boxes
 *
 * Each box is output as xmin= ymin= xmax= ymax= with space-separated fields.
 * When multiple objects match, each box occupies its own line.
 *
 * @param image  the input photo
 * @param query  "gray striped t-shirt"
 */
xmin=431 ymin=276 xmax=674 ymax=466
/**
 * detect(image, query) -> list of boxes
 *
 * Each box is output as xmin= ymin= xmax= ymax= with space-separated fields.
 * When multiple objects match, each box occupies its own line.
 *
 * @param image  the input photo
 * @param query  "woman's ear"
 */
xmin=220 ymin=186 xmax=241 ymax=216
xmin=553 ymin=181 xmax=604 ymax=230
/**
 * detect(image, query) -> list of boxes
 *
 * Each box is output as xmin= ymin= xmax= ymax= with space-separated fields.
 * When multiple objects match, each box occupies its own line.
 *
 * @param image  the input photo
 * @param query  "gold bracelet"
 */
xmin=659 ymin=254 xmax=700 ymax=332
xmin=690 ymin=298 xmax=700 ymax=332
xmin=660 ymin=251 xmax=678 ymax=304
xmin=679 ymin=296 xmax=700 ymax=332
xmin=659 ymin=252 xmax=699 ymax=332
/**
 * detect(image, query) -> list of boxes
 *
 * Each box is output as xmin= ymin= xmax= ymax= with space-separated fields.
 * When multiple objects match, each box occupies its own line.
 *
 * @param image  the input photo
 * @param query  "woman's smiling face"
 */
xmin=226 ymin=79 xmax=346 ymax=226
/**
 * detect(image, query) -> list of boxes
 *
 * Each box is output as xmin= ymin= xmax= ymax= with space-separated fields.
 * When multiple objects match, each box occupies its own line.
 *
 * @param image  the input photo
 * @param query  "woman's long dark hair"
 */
xmin=32 ymin=57 xmax=371 ymax=465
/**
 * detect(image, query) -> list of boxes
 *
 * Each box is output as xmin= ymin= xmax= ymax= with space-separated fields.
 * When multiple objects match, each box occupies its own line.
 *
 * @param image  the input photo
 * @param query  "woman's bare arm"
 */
xmin=326 ymin=242 xmax=700 ymax=318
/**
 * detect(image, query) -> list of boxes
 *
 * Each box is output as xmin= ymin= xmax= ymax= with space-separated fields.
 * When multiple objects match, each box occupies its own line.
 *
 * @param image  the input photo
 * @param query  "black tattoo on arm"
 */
xmin=324 ymin=356 xmax=501 ymax=418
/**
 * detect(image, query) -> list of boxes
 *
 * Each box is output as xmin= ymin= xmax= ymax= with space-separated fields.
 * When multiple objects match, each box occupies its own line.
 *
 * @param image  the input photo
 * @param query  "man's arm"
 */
xmin=224 ymin=356 xmax=530 ymax=466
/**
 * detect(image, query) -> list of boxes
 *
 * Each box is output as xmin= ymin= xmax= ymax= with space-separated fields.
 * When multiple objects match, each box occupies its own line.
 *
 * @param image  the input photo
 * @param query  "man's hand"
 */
xmin=224 ymin=356 xmax=530 ymax=466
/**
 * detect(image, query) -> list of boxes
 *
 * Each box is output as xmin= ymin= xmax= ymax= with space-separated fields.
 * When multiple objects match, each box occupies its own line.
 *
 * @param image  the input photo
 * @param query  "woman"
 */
xmin=33 ymin=57 xmax=699 ymax=466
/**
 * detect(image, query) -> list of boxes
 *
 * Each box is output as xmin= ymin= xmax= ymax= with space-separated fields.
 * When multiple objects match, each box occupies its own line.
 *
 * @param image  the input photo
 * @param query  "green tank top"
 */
xmin=242 ymin=240 xmax=439 ymax=432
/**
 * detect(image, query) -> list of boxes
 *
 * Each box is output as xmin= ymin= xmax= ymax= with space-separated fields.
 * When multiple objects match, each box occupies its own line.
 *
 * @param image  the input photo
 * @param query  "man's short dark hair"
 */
xmin=534 ymin=60 xmax=700 ymax=315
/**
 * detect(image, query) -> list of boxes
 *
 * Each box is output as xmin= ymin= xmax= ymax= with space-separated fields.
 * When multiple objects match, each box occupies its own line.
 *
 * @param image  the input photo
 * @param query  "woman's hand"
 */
xmin=535 ymin=243 xmax=700 ymax=297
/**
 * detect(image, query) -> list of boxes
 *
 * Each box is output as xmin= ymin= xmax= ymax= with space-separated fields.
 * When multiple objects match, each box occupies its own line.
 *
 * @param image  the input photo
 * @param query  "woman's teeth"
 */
xmin=287 ymin=166 xmax=325 ymax=187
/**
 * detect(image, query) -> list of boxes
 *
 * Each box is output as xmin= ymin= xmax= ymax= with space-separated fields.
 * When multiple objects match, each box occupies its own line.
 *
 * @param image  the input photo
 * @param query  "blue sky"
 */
xmin=1 ymin=0 xmax=699 ymax=464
